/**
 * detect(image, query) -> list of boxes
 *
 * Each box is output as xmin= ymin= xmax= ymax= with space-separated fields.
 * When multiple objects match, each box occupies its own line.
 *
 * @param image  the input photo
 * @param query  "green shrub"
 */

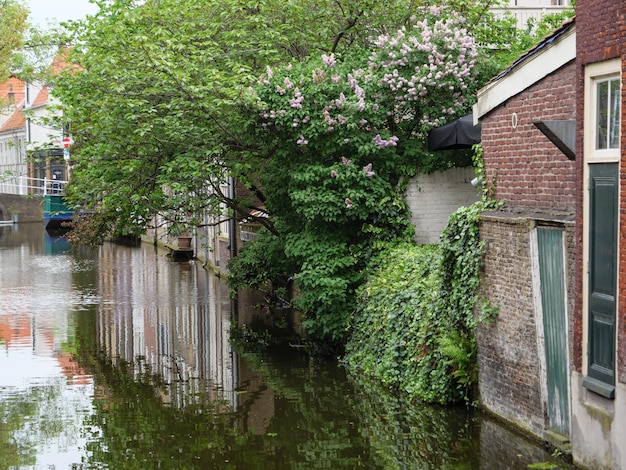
xmin=345 ymin=200 xmax=498 ymax=404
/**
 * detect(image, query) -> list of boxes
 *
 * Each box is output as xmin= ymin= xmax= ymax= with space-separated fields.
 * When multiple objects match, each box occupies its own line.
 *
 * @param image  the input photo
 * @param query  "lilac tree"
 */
xmin=233 ymin=7 xmax=479 ymax=344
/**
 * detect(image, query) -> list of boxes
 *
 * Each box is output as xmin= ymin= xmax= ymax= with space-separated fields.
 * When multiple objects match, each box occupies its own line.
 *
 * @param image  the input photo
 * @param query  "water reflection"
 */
xmin=0 ymin=225 xmax=95 ymax=468
xmin=95 ymin=241 xmax=236 ymax=409
xmin=0 ymin=224 xmax=574 ymax=469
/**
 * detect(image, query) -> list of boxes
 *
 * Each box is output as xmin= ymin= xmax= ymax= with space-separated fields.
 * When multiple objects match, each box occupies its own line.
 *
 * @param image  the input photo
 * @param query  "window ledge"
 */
xmin=582 ymin=376 xmax=615 ymax=399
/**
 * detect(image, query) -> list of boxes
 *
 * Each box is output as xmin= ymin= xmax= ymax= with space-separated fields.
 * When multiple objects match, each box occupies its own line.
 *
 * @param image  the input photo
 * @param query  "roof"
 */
xmin=31 ymin=86 xmax=49 ymax=107
xmin=0 ymin=104 xmax=25 ymax=133
xmin=0 ymin=77 xmax=25 ymax=104
xmin=473 ymin=17 xmax=576 ymax=122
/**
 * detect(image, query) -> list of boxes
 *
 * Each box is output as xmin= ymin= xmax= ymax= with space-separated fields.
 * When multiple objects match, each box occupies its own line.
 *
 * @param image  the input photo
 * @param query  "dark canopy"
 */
xmin=427 ymin=113 xmax=481 ymax=151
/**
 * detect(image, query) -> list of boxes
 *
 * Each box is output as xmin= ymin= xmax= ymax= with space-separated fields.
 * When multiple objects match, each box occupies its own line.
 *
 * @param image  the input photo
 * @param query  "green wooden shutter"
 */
xmin=583 ymin=163 xmax=617 ymax=398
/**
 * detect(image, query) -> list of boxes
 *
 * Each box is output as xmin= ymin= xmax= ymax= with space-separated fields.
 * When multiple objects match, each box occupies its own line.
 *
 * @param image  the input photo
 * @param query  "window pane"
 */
xmin=596 ymin=81 xmax=608 ymax=150
xmin=609 ymin=79 xmax=620 ymax=149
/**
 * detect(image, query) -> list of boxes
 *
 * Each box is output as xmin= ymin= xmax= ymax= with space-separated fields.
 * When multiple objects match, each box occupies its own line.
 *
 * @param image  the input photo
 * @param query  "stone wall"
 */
xmin=0 ymin=194 xmax=43 ymax=223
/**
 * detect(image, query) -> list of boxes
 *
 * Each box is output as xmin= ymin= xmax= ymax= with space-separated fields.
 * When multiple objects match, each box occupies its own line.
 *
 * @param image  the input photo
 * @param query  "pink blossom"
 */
xmin=296 ymin=135 xmax=308 ymax=145
xmin=373 ymin=135 xmax=399 ymax=149
xmin=335 ymin=93 xmax=346 ymax=108
xmin=341 ymin=157 xmax=352 ymax=165
xmin=363 ymin=163 xmax=375 ymax=177
xmin=330 ymin=169 xmax=338 ymax=178
xmin=290 ymin=88 xmax=304 ymax=109
xmin=345 ymin=198 xmax=353 ymax=209
xmin=322 ymin=53 xmax=336 ymax=67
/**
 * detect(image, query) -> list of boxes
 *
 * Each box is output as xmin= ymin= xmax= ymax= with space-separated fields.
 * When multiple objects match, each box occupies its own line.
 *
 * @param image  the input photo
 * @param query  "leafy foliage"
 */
xmin=43 ymin=0 xmax=573 ymax=352
xmin=345 ymin=199 xmax=498 ymax=404
xmin=0 ymin=0 xmax=28 ymax=82
xmin=230 ymin=6 xmax=481 ymax=346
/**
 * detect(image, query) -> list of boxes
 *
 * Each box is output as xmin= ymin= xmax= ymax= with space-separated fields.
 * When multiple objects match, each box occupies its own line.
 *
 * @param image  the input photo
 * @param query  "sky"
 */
xmin=26 ymin=0 xmax=100 ymax=29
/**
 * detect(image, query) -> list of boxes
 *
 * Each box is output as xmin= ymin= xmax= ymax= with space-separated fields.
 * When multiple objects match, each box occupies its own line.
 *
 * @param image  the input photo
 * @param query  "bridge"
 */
xmin=0 ymin=174 xmax=70 ymax=225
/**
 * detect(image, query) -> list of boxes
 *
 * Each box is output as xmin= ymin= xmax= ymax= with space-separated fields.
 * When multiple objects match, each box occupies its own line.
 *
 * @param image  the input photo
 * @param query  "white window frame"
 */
xmin=585 ymin=60 xmax=621 ymax=162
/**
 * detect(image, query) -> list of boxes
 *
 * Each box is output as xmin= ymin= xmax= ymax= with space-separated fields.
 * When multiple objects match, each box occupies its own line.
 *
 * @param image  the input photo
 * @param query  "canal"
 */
xmin=0 ymin=224 xmax=573 ymax=469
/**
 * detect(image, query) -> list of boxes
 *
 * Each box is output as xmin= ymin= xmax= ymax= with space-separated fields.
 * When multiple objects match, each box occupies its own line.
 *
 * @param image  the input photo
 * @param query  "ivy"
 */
xmin=345 ymin=199 xmax=498 ymax=404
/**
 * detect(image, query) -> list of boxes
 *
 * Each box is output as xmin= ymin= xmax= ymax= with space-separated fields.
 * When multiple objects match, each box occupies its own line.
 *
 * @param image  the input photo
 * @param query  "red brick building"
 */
xmin=473 ymin=19 xmax=577 ymax=446
xmin=475 ymin=4 xmax=626 ymax=467
xmin=570 ymin=1 xmax=626 ymax=468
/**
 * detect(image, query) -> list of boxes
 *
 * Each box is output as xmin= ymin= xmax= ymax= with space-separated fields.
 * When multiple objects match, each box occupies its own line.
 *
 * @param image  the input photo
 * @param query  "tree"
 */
xmin=51 ymin=0 xmax=423 ymax=244
xmin=51 ymin=0 xmax=574 ymax=346
xmin=0 ymin=0 xmax=28 ymax=82
xmin=230 ymin=5 xmax=480 ymax=345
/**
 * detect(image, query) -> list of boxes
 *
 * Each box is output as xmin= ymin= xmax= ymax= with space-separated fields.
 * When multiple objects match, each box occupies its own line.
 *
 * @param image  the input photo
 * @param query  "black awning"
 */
xmin=427 ymin=114 xmax=481 ymax=151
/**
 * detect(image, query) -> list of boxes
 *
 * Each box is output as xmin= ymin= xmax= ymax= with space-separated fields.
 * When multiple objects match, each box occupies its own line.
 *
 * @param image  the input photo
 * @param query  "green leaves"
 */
xmin=345 ymin=200 xmax=499 ymax=404
xmin=0 ymin=0 xmax=28 ymax=81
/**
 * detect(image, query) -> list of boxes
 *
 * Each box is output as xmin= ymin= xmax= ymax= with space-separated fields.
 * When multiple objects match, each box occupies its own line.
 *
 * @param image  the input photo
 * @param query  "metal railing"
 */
xmin=0 ymin=174 xmax=69 ymax=196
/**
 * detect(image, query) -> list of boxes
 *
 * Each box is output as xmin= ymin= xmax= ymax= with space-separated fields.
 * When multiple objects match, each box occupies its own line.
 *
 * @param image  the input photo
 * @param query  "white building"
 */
xmin=492 ymin=0 xmax=573 ymax=29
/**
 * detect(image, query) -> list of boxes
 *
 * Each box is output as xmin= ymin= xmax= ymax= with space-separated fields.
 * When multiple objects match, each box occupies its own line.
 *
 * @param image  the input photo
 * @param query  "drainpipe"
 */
xmin=228 ymin=175 xmax=238 ymax=324
xmin=228 ymin=176 xmax=237 ymax=260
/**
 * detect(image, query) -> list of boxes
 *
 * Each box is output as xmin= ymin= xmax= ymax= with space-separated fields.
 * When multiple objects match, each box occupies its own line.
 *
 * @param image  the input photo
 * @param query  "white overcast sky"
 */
xmin=26 ymin=0 xmax=100 ymax=28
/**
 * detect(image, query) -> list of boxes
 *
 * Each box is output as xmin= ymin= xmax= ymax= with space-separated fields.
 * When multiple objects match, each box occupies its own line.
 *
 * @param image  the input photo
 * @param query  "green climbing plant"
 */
xmin=345 ymin=197 xmax=499 ymax=404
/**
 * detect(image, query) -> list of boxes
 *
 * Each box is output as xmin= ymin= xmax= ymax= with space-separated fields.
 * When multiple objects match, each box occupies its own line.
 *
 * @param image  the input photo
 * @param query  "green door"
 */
xmin=583 ymin=163 xmax=617 ymax=398
xmin=537 ymin=227 xmax=569 ymax=435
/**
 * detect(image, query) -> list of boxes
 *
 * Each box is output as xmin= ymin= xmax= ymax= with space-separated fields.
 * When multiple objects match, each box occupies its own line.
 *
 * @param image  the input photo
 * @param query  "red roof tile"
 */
xmin=0 ymin=104 xmax=25 ymax=132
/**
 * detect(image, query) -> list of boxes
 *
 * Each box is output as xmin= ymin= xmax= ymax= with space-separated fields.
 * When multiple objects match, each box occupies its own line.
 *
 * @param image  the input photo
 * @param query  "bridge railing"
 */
xmin=0 ymin=175 xmax=69 ymax=197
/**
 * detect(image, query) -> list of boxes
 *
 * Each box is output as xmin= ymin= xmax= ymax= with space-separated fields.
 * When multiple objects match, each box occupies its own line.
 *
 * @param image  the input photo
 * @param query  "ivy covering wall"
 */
xmin=344 ymin=199 xmax=497 ymax=404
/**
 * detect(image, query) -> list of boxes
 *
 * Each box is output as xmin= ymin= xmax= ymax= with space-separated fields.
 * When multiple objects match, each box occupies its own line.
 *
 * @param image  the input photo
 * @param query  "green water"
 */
xmin=0 ymin=224 xmax=573 ymax=469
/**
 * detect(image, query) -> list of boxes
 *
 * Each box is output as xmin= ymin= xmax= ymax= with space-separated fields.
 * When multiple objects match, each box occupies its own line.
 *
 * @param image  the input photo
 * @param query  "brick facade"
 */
xmin=482 ymin=62 xmax=577 ymax=210
xmin=476 ymin=53 xmax=576 ymax=436
xmin=567 ymin=2 xmax=626 ymax=468
xmin=574 ymin=0 xmax=624 ymax=377
xmin=478 ymin=213 xmax=576 ymax=435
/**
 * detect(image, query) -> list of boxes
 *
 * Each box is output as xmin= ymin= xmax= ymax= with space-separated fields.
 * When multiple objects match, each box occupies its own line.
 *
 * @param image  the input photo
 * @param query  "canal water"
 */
xmin=0 ymin=224 xmax=573 ymax=469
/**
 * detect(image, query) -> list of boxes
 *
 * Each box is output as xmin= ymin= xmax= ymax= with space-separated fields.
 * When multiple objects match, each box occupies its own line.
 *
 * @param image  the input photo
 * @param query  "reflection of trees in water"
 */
xmin=349 ymin=372 xmax=478 ymax=469
xmin=234 ymin=347 xmax=383 ymax=469
xmin=71 ymin=309 xmax=571 ymax=470
xmin=350 ymin=372 xmax=575 ymax=470
xmin=81 ymin=350 xmax=243 ymax=468
xmin=0 ymin=390 xmax=40 ymax=468
xmin=0 ymin=381 xmax=77 ymax=469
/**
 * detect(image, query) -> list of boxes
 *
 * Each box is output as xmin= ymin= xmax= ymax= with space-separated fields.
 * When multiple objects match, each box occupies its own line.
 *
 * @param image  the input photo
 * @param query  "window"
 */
xmin=595 ymin=77 xmax=621 ymax=151
xmin=586 ymin=61 xmax=621 ymax=161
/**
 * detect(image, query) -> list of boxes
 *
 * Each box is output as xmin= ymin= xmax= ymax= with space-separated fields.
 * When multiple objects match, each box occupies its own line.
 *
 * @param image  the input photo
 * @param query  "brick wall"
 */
xmin=477 ymin=213 xmax=576 ymax=436
xmin=406 ymin=167 xmax=479 ymax=244
xmin=574 ymin=0 xmax=624 ymax=376
xmin=482 ymin=61 xmax=576 ymax=211
xmin=476 ymin=55 xmax=577 ymax=436
xmin=477 ymin=215 xmax=543 ymax=434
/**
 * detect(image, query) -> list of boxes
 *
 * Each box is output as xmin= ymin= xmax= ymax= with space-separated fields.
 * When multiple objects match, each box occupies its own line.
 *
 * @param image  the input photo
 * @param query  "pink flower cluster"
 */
xmin=370 ymin=10 xmax=477 ymax=127
xmin=322 ymin=54 xmax=336 ymax=67
xmin=290 ymin=88 xmax=304 ymax=109
xmin=373 ymin=134 xmax=399 ymax=149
